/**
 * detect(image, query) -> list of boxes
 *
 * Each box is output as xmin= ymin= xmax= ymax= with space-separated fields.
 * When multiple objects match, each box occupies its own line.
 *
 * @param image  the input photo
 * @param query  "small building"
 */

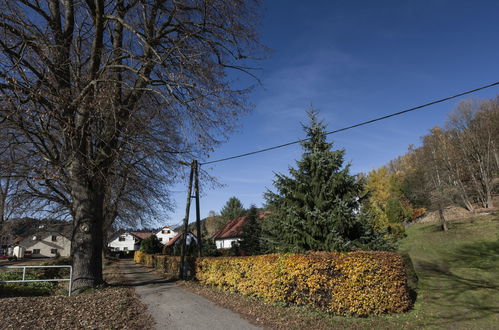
xmin=155 ymin=226 xmax=177 ymax=244
xmin=18 ymin=231 xmax=71 ymax=258
xmin=212 ymin=216 xmax=249 ymax=249
xmin=212 ymin=212 xmax=267 ymax=250
xmin=108 ymin=231 xmax=153 ymax=252
xmin=163 ymin=231 xmax=197 ymax=255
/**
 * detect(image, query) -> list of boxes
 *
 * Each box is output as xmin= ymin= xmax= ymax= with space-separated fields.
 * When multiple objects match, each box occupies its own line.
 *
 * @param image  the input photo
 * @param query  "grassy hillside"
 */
xmin=396 ymin=213 xmax=499 ymax=328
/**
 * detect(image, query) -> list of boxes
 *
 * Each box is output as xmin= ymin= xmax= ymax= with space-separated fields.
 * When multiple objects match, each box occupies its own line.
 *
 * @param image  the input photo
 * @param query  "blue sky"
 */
xmin=162 ymin=0 xmax=499 ymax=227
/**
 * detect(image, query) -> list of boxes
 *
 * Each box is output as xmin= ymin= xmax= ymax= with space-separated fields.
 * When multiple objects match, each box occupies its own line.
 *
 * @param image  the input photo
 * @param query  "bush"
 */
xmin=196 ymin=251 xmax=411 ymax=316
xmin=140 ymin=235 xmax=163 ymax=254
xmin=0 ymin=269 xmax=56 ymax=297
xmin=134 ymin=251 xmax=195 ymax=279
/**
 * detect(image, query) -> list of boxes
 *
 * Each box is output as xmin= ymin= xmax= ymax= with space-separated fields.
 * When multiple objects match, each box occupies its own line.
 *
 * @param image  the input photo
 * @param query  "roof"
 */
xmin=212 ymin=212 xmax=268 ymax=240
xmin=165 ymin=231 xmax=197 ymax=247
xmin=18 ymin=223 xmax=73 ymax=243
xmin=130 ymin=232 xmax=154 ymax=240
xmin=212 ymin=216 xmax=249 ymax=240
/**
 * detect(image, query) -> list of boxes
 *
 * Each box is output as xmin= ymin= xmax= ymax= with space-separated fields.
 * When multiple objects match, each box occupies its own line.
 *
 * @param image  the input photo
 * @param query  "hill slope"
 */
xmin=398 ymin=213 xmax=499 ymax=328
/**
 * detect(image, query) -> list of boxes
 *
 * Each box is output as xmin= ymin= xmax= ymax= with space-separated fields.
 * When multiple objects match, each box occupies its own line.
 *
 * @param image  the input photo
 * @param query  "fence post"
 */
xmin=69 ymin=266 xmax=73 ymax=297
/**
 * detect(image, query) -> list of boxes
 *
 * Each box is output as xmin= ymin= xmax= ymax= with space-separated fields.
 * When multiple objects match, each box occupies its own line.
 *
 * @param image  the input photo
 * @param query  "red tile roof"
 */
xmin=165 ymin=233 xmax=181 ymax=247
xmin=131 ymin=232 xmax=153 ymax=240
xmin=165 ymin=232 xmax=197 ymax=247
xmin=212 ymin=216 xmax=249 ymax=240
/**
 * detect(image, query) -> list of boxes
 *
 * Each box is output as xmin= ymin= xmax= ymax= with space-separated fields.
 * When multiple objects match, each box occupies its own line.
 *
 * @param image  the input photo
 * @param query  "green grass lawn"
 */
xmin=394 ymin=213 xmax=499 ymax=329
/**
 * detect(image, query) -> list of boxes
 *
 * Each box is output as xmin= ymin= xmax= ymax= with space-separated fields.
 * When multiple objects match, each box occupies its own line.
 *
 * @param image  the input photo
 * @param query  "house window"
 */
xmin=33 ymin=249 xmax=40 ymax=254
xmin=51 ymin=249 xmax=58 ymax=254
xmin=51 ymin=235 xmax=57 ymax=242
xmin=158 ymin=238 xmax=163 ymax=242
xmin=123 ymin=247 xmax=128 ymax=251
xmin=119 ymin=236 xmax=126 ymax=241
xmin=169 ymin=237 xmax=172 ymax=241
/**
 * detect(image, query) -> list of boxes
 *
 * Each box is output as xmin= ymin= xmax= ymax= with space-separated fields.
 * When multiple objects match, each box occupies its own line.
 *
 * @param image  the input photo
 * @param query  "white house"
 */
xmin=108 ymin=232 xmax=153 ymax=252
xmin=155 ymin=226 xmax=177 ymax=244
xmin=212 ymin=216 xmax=248 ymax=249
xmin=19 ymin=231 xmax=71 ymax=258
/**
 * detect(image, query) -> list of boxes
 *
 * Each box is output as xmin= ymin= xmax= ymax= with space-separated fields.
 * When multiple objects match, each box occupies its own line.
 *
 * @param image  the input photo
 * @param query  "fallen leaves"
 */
xmin=0 ymin=287 xmax=153 ymax=329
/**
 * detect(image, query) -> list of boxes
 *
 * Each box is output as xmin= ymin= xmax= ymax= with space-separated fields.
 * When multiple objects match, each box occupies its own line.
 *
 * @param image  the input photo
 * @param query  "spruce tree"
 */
xmin=219 ymin=197 xmax=246 ymax=228
xmin=264 ymin=111 xmax=391 ymax=252
xmin=239 ymin=205 xmax=263 ymax=255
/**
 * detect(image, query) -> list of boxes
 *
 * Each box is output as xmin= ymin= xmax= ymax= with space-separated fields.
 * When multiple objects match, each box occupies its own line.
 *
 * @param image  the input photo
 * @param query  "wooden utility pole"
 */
xmin=179 ymin=162 xmax=194 ymax=279
xmin=194 ymin=160 xmax=203 ymax=257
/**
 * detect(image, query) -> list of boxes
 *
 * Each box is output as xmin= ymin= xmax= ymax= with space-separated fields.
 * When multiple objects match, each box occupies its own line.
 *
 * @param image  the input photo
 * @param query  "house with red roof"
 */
xmin=212 ymin=216 xmax=249 ymax=249
xmin=155 ymin=225 xmax=177 ymax=244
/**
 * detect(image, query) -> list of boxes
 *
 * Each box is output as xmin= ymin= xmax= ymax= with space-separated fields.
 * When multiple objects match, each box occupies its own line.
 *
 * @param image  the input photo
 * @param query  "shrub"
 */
xmin=0 ymin=269 xmax=56 ymax=297
xmin=140 ymin=235 xmax=163 ymax=254
xmin=134 ymin=251 xmax=195 ymax=279
xmin=196 ymin=251 xmax=411 ymax=316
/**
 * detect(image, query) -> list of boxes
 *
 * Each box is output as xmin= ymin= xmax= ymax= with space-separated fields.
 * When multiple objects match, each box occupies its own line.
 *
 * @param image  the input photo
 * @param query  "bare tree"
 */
xmin=0 ymin=0 xmax=263 ymax=292
xmin=447 ymin=100 xmax=498 ymax=208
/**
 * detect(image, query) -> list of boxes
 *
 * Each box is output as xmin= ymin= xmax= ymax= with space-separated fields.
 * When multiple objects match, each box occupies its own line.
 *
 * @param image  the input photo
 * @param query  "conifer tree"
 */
xmin=219 ymin=197 xmax=246 ymax=228
xmin=264 ymin=111 xmax=391 ymax=252
xmin=239 ymin=205 xmax=263 ymax=255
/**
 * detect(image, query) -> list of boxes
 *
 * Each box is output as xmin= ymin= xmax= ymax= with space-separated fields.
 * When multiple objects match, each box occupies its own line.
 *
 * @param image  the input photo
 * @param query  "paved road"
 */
xmin=119 ymin=260 xmax=260 ymax=330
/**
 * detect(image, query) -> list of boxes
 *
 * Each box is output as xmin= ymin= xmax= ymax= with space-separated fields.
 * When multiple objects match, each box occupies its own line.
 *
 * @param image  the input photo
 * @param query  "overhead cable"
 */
xmin=201 ymin=81 xmax=499 ymax=165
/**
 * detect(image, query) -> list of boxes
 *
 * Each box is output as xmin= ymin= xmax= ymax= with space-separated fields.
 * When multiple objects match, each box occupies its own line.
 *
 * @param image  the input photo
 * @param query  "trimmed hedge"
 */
xmin=135 ymin=250 xmax=411 ymax=316
xmin=196 ymin=252 xmax=410 ymax=316
xmin=134 ymin=251 xmax=195 ymax=279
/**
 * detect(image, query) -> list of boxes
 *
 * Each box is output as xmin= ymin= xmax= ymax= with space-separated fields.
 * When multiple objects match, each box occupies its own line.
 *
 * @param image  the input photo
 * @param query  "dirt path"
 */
xmin=118 ymin=260 xmax=260 ymax=330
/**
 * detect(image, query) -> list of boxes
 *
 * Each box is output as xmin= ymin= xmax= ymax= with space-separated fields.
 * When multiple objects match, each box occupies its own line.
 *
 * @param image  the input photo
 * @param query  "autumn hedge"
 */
xmin=134 ymin=251 xmax=411 ymax=316
xmin=134 ymin=251 xmax=195 ymax=278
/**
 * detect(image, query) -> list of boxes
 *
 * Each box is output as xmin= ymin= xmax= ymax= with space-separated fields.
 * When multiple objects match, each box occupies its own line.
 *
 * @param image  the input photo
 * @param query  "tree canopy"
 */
xmin=264 ymin=111 xmax=391 ymax=252
xmin=0 ymin=0 xmax=263 ymax=292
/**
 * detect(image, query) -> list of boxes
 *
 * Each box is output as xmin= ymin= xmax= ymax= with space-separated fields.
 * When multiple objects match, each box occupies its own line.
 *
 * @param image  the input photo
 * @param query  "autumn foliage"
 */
xmin=195 ymin=252 xmax=410 ymax=316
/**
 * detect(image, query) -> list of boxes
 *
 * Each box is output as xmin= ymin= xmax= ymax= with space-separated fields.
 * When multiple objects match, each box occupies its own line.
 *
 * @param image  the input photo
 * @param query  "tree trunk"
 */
xmin=70 ymin=162 xmax=105 ymax=293
xmin=438 ymin=206 xmax=448 ymax=232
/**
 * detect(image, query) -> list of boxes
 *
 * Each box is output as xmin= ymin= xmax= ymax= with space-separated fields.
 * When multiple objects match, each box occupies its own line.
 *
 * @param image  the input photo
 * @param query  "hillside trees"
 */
xmin=0 ymin=0 xmax=263 ymax=292
xmin=366 ymin=97 xmax=499 ymax=231
xmin=264 ymin=111 xmax=391 ymax=252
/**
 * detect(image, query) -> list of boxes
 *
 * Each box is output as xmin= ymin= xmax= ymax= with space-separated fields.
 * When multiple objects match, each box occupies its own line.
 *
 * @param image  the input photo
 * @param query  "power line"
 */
xmin=201 ymin=81 xmax=499 ymax=166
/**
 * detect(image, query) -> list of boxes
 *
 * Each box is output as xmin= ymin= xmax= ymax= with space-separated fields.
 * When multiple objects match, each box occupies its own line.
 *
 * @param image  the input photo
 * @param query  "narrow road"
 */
xmin=118 ymin=260 xmax=260 ymax=330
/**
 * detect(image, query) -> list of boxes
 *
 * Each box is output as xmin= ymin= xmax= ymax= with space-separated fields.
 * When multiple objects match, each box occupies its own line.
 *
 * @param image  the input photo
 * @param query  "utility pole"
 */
xmin=194 ymin=160 xmax=202 ymax=257
xmin=179 ymin=161 xmax=194 ymax=279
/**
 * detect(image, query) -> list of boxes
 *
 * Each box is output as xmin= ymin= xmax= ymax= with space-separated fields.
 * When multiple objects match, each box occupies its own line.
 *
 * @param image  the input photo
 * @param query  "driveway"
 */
xmin=118 ymin=260 xmax=260 ymax=330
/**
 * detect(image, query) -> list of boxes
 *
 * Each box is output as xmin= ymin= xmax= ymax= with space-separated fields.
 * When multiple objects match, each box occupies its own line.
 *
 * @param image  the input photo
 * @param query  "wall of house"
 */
xmin=108 ymin=233 xmax=141 ymax=251
xmin=215 ymin=238 xmax=240 ymax=249
xmin=20 ymin=233 xmax=71 ymax=257
xmin=156 ymin=228 xmax=177 ymax=244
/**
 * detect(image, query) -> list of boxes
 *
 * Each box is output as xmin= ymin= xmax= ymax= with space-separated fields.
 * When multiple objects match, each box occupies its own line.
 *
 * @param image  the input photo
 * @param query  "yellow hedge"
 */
xmin=195 ymin=251 xmax=411 ymax=316
xmin=134 ymin=251 xmax=195 ymax=279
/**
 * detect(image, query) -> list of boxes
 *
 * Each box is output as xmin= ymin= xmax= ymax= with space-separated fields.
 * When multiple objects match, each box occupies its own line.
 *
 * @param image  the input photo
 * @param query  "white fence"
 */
xmin=0 ymin=265 xmax=73 ymax=296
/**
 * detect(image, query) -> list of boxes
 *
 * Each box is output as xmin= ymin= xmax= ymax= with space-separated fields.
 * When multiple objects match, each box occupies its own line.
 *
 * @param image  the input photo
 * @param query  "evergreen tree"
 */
xmin=239 ymin=205 xmax=263 ymax=255
xmin=219 ymin=197 xmax=246 ymax=228
xmin=264 ymin=111 xmax=391 ymax=252
xmin=140 ymin=234 xmax=163 ymax=254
